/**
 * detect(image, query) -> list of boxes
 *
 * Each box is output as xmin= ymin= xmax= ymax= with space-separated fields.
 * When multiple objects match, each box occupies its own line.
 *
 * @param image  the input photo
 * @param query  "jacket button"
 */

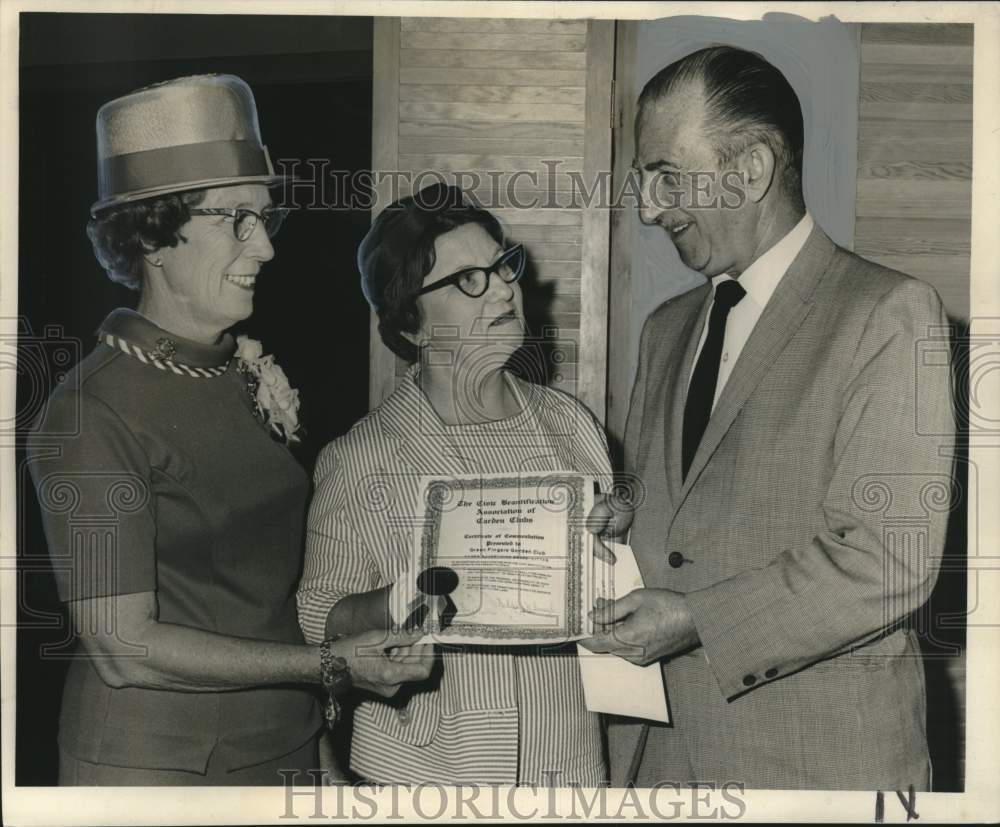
xmin=397 ymin=709 xmax=410 ymax=724
xmin=742 ymin=674 xmax=756 ymax=687
xmin=765 ymin=667 xmax=778 ymax=679
xmin=668 ymin=552 xmax=685 ymax=569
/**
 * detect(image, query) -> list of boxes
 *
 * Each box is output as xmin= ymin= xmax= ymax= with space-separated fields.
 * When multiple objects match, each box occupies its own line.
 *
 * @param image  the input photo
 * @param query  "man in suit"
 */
xmin=582 ymin=46 xmax=955 ymax=790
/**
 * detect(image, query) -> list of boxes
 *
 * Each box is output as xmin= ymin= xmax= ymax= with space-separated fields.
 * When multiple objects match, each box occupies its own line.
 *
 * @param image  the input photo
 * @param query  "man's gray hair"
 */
xmin=638 ymin=45 xmax=805 ymax=199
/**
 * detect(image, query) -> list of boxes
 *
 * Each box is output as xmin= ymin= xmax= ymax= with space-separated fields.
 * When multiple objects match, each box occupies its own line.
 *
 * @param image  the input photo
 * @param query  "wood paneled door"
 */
xmin=368 ymin=17 xmax=614 ymax=423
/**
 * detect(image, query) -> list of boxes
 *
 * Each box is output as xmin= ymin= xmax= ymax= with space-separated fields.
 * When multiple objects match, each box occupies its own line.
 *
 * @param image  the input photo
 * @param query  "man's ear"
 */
xmin=742 ymin=142 xmax=778 ymax=204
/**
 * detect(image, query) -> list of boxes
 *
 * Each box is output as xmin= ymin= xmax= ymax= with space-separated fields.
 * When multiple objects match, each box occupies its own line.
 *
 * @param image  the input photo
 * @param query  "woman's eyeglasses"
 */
xmin=419 ymin=244 xmax=526 ymax=299
xmin=188 ymin=207 xmax=289 ymax=242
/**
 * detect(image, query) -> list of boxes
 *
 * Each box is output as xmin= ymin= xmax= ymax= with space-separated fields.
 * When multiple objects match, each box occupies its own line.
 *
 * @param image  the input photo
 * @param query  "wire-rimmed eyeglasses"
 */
xmin=418 ymin=244 xmax=526 ymax=299
xmin=188 ymin=207 xmax=289 ymax=242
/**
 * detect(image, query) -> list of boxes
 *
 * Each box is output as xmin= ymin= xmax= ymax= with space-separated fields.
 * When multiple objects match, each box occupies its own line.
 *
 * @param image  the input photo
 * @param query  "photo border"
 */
xmin=2 ymin=1 xmax=997 ymax=823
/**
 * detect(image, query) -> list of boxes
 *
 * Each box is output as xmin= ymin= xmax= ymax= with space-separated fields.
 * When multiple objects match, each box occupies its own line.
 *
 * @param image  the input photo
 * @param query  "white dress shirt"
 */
xmin=687 ymin=212 xmax=814 ymax=411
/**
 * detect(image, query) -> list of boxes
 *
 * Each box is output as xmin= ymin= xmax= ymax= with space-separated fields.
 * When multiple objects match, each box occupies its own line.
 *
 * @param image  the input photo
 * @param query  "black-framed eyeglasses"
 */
xmin=419 ymin=244 xmax=526 ymax=299
xmin=188 ymin=207 xmax=289 ymax=242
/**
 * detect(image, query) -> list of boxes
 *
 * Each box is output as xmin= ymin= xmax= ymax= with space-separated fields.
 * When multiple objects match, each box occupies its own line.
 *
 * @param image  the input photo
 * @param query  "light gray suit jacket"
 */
xmin=609 ymin=226 xmax=955 ymax=790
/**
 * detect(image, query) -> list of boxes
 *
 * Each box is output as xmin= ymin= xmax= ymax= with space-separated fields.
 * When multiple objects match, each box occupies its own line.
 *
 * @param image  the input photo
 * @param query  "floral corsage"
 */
xmin=235 ymin=336 xmax=302 ymax=444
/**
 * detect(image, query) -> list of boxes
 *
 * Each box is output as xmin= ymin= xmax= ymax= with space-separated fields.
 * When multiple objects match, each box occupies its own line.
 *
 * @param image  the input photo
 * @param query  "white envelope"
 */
xmin=576 ymin=540 xmax=670 ymax=723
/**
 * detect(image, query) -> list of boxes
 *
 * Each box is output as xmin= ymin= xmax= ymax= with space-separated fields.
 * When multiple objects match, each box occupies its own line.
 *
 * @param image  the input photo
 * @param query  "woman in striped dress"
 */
xmin=297 ymin=184 xmax=612 ymax=786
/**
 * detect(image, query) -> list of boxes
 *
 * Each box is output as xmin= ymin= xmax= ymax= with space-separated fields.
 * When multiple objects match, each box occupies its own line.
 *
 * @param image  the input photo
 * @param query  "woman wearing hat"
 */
xmin=297 ymin=184 xmax=613 ymax=786
xmin=27 ymin=75 xmax=433 ymax=786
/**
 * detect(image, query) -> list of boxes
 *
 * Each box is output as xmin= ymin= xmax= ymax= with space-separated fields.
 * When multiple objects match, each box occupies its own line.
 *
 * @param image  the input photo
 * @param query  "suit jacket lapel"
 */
xmin=632 ymin=286 xmax=710 ymax=507
xmin=679 ymin=226 xmax=836 ymax=495
xmin=379 ymin=369 xmax=563 ymax=477
xmin=378 ymin=369 xmax=472 ymax=478
xmin=524 ymin=380 xmax=577 ymax=469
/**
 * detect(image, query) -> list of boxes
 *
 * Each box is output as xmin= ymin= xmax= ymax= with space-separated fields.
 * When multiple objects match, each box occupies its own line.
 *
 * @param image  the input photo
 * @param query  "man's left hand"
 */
xmin=579 ymin=588 xmax=701 ymax=666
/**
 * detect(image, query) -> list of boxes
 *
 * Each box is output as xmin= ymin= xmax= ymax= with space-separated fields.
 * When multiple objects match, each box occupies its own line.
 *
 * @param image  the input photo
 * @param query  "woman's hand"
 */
xmin=66 ymin=591 xmax=434 ymax=694
xmin=331 ymin=628 xmax=435 ymax=698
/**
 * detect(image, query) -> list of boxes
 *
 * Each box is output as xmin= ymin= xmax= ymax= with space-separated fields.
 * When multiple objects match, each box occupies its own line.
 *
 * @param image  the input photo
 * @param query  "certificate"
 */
xmin=414 ymin=471 xmax=595 ymax=645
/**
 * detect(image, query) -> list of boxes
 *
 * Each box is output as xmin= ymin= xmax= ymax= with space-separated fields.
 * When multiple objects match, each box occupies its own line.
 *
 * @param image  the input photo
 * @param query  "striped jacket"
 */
xmin=297 ymin=366 xmax=613 ymax=785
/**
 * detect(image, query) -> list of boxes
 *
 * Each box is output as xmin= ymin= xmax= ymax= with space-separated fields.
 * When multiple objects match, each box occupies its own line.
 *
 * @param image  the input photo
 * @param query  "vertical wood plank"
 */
xmin=606 ymin=20 xmax=638 ymax=455
xmin=369 ymin=17 xmax=401 ymax=409
xmin=577 ymin=20 xmax=614 ymax=426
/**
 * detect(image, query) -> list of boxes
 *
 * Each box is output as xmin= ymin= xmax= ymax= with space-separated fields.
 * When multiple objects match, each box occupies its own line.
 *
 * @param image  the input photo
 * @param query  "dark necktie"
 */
xmin=681 ymin=279 xmax=746 ymax=480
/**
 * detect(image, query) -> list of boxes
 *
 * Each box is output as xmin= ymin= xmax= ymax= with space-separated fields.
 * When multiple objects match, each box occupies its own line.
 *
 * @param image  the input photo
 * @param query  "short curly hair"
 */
xmin=86 ymin=189 xmax=207 ymax=290
xmin=357 ymin=184 xmax=506 ymax=363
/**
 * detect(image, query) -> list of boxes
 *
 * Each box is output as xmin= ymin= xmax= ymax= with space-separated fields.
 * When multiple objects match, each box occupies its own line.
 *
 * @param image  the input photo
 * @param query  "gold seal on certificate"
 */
xmin=414 ymin=471 xmax=596 ymax=645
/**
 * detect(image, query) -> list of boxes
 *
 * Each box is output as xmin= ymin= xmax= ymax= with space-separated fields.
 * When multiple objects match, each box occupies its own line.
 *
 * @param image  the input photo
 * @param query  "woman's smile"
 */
xmin=224 ymin=272 xmax=258 ymax=291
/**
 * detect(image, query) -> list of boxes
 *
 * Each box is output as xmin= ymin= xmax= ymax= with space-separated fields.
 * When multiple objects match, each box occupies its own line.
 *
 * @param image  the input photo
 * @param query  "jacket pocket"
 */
xmin=358 ymin=689 xmax=441 ymax=747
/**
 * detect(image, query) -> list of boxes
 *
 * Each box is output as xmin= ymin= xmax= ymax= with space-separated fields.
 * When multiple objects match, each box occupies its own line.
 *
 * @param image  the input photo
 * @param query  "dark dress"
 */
xmin=28 ymin=309 xmax=322 ymax=784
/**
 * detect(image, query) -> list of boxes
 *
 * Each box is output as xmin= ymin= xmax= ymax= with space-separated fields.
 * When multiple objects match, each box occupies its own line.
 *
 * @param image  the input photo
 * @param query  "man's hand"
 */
xmin=579 ymin=588 xmax=700 ymax=666
xmin=333 ymin=628 xmax=435 ymax=698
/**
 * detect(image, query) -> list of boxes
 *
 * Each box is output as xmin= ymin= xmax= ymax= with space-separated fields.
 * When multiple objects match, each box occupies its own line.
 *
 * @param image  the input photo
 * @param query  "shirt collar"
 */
xmin=712 ymin=211 xmax=814 ymax=306
xmin=99 ymin=308 xmax=236 ymax=368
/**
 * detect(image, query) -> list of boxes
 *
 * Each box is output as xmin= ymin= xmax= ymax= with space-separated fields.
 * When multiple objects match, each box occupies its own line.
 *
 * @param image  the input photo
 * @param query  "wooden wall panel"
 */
xmin=400 ymin=50 xmax=587 ymax=70
xmin=369 ymin=17 xmax=613 ymax=420
xmin=854 ymin=24 xmax=972 ymax=320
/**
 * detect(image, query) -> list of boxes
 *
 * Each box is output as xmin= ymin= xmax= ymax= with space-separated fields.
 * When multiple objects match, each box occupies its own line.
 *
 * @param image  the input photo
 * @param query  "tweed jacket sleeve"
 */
xmin=684 ymin=277 xmax=955 ymax=699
